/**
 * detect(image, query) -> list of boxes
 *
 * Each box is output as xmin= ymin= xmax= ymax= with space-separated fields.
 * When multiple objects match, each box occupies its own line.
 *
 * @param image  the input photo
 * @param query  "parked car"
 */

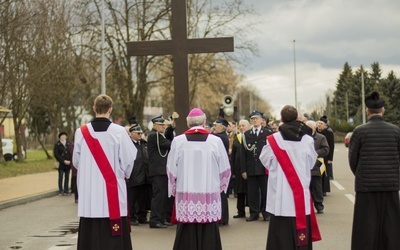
xmin=2 ymin=138 xmax=25 ymax=161
xmin=2 ymin=138 xmax=14 ymax=161
xmin=344 ymin=132 xmax=353 ymax=147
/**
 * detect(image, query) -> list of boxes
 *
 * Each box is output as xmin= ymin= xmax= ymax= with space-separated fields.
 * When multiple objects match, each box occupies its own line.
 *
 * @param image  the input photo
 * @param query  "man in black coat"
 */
xmin=231 ymin=119 xmax=251 ymax=218
xmin=306 ymin=120 xmax=329 ymax=213
xmin=212 ymin=117 xmax=230 ymax=225
xmin=126 ymin=125 xmax=149 ymax=225
xmin=54 ymin=132 xmax=72 ymax=195
xmin=349 ymin=92 xmax=400 ymax=250
xmin=147 ymin=114 xmax=176 ymax=228
xmin=240 ymin=111 xmax=273 ymax=221
xmin=317 ymin=115 xmax=334 ymax=194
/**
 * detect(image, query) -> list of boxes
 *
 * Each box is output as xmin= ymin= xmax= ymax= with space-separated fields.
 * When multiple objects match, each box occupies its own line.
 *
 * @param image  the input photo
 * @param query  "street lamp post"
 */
xmin=293 ymin=39 xmax=298 ymax=109
xmin=361 ymin=67 xmax=366 ymax=124
xmin=101 ymin=0 xmax=106 ymax=94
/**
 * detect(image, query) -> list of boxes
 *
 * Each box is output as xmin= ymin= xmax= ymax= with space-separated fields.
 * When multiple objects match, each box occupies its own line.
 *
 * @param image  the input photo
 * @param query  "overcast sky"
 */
xmin=238 ymin=0 xmax=400 ymax=118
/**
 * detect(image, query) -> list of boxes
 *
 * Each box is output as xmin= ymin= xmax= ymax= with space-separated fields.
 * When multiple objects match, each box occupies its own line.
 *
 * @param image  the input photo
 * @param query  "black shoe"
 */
xmin=323 ymin=192 xmax=327 ymax=196
xmin=246 ymin=216 xmax=259 ymax=222
xmin=317 ymin=209 xmax=324 ymax=214
xmin=263 ymin=216 xmax=270 ymax=221
xmin=130 ymin=220 xmax=139 ymax=226
xmin=162 ymin=221 xmax=173 ymax=226
xmin=149 ymin=223 xmax=167 ymax=229
xmin=138 ymin=219 xmax=149 ymax=224
xmin=233 ymin=214 xmax=245 ymax=219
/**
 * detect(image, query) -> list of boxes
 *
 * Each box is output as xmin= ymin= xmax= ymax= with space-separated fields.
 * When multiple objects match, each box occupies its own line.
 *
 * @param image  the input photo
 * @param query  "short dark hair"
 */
xmin=280 ymin=105 xmax=298 ymax=122
xmin=367 ymin=107 xmax=383 ymax=114
xmin=94 ymin=94 xmax=113 ymax=114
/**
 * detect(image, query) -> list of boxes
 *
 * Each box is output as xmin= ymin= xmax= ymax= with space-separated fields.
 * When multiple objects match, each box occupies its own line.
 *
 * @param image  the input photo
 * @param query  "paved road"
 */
xmin=0 ymin=143 xmax=356 ymax=250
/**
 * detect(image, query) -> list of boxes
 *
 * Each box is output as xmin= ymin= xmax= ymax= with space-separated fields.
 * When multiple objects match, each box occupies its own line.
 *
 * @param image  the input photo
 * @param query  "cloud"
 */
xmin=239 ymin=0 xmax=400 ymax=117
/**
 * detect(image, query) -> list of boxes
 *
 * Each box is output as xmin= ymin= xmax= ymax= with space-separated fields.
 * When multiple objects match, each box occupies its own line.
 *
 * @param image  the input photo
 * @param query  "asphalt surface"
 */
xmin=0 ymin=143 xmax=356 ymax=250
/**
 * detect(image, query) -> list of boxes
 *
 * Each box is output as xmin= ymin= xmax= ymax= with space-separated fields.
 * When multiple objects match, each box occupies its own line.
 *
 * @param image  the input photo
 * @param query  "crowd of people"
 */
xmin=53 ymin=92 xmax=400 ymax=250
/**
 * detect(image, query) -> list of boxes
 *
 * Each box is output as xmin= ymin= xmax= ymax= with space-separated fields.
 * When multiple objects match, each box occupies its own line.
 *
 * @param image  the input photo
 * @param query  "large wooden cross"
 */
xmin=126 ymin=0 xmax=234 ymax=134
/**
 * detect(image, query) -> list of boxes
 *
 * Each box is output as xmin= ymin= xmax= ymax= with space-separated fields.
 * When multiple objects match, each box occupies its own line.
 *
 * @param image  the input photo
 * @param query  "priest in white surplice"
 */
xmin=73 ymin=94 xmax=137 ymax=250
xmin=260 ymin=105 xmax=321 ymax=250
xmin=167 ymin=108 xmax=231 ymax=250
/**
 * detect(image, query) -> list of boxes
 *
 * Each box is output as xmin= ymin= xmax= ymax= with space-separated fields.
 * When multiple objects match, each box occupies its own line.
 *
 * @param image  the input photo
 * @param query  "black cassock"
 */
xmin=352 ymin=191 xmax=400 ymax=250
xmin=212 ymin=131 xmax=230 ymax=226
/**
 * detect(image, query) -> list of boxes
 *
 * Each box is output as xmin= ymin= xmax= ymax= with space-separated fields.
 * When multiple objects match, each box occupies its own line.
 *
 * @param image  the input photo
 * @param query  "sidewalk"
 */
xmin=0 ymin=171 xmax=59 ymax=210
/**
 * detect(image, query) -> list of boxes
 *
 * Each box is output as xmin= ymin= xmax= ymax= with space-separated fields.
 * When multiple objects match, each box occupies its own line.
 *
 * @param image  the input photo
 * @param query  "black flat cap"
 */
xmin=213 ymin=118 xmax=229 ymax=127
xmin=58 ymin=132 xmax=67 ymax=138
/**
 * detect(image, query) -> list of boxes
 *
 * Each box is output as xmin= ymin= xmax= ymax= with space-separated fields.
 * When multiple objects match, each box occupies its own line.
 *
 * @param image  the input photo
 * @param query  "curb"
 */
xmin=0 ymin=190 xmax=59 ymax=210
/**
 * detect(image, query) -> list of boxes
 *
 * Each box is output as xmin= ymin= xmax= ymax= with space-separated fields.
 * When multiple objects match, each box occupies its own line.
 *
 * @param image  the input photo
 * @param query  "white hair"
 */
xmin=238 ymin=119 xmax=251 ymax=132
xmin=186 ymin=114 xmax=206 ymax=127
xmin=306 ymin=120 xmax=316 ymax=130
xmin=239 ymin=119 xmax=250 ymax=126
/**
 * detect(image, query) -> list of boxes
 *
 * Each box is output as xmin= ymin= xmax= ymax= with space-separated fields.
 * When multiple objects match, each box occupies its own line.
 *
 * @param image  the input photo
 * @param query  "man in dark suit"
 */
xmin=147 ymin=115 xmax=176 ymax=228
xmin=126 ymin=125 xmax=149 ymax=225
xmin=212 ymin=117 xmax=230 ymax=225
xmin=306 ymin=120 xmax=329 ymax=214
xmin=240 ymin=111 xmax=273 ymax=221
xmin=317 ymin=115 xmax=334 ymax=195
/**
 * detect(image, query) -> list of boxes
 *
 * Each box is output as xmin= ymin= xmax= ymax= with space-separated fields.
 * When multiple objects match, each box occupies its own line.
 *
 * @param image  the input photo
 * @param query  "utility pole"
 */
xmin=361 ymin=67 xmax=366 ymax=124
xmin=293 ymin=40 xmax=298 ymax=109
xmin=346 ymin=92 xmax=349 ymax=122
xmin=101 ymin=0 xmax=106 ymax=94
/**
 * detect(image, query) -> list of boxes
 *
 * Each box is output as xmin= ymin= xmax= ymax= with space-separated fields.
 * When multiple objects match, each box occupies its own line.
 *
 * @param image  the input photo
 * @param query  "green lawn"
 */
xmin=0 ymin=150 xmax=56 ymax=179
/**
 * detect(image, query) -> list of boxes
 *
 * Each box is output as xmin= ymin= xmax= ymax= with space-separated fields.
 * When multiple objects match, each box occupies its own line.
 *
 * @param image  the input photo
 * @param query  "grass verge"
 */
xmin=0 ymin=150 xmax=55 ymax=179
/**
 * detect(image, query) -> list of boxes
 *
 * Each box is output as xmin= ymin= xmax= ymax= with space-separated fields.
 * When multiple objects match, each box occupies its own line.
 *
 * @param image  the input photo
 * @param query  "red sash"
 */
xmin=81 ymin=125 xmax=122 ymax=236
xmin=267 ymin=135 xmax=321 ymax=246
xmin=183 ymin=127 xmax=210 ymax=134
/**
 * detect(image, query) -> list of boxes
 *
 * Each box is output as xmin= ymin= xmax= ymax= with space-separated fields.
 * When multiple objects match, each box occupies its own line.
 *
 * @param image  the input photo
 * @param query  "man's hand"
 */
xmin=242 ymin=172 xmax=247 ymax=180
xmin=170 ymin=112 xmax=179 ymax=128
xmin=171 ymin=112 xmax=179 ymax=119
xmin=64 ymin=160 xmax=71 ymax=165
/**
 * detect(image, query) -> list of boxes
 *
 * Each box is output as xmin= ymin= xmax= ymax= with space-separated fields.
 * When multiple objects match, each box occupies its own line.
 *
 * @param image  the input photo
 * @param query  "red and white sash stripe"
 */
xmin=267 ymin=135 xmax=321 ymax=246
xmin=81 ymin=125 xmax=122 ymax=236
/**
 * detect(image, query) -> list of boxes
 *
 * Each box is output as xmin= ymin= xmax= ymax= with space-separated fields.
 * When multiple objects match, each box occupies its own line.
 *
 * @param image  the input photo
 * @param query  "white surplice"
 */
xmin=167 ymin=126 xmax=231 ymax=223
xmin=73 ymin=122 xmax=137 ymax=218
xmin=259 ymin=132 xmax=317 ymax=217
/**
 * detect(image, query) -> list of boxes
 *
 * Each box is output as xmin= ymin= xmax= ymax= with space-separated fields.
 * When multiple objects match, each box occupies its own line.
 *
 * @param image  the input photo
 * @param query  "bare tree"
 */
xmin=0 ymin=0 xmax=35 ymax=161
xmin=72 ymin=0 xmax=257 ymax=125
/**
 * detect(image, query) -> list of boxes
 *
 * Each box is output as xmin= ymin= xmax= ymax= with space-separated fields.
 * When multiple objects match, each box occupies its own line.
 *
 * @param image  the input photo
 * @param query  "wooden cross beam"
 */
xmin=126 ymin=0 xmax=234 ymax=134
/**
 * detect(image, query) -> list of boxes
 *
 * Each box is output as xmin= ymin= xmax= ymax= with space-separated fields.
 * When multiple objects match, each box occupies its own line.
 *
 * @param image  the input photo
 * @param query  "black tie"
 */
xmin=255 ymin=128 xmax=258 ymax=136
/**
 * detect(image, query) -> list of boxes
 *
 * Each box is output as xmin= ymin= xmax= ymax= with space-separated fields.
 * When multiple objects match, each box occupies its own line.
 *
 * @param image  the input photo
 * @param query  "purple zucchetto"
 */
xmin=187 ymin=108 xmax=205 ymax=117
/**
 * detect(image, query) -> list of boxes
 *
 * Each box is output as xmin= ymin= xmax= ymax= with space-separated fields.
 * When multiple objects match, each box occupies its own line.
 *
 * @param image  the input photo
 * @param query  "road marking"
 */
xmin=331 ymin=180 xmax=345 ymax=190
xmin=47 ymin=246 xmax=73 ymax=250
xmin=345 ymin=194 xmax=355 ymax=204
